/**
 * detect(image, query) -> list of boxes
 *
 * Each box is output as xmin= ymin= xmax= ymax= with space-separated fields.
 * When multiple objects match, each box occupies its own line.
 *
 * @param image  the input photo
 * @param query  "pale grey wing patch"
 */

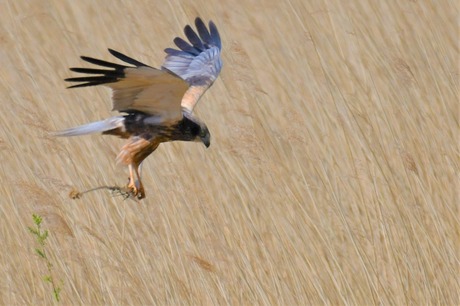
xmin=186 ymin=47 xmax=222 ymax=84
xmin=164 ymin=46 xmax=222 ymax=85
xmin=162 ymin=18 xmax=223 ymax=113
xmin=161 ymin=52 xmax=194 ymax=75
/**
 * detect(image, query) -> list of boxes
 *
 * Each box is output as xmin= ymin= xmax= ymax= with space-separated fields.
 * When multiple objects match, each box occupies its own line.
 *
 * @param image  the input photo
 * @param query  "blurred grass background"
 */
xmin=0 ymin=0 xmax=458 ymax=304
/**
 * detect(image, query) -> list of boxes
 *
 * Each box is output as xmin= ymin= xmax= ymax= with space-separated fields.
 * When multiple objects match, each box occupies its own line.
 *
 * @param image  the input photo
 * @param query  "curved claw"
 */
xmin=126 ymin=181 xmax=145 ymax=200
xmin=135 ymin=177 xmax=146 ymax=199
xmin=127 ymin=181 xmax=137 ymax=195
xmin=136 ymin=187 xmax=145 ymax=199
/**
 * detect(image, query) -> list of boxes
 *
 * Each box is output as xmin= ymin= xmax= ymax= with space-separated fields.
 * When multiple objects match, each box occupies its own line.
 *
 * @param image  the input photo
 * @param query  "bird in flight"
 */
xmin=55 ymin=18 xmax=223 ymax=199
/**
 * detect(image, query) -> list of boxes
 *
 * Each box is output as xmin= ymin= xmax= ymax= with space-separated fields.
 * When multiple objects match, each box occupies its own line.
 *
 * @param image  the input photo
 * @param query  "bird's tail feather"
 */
xmin=53 ymin=117 xmax=125 ymax=137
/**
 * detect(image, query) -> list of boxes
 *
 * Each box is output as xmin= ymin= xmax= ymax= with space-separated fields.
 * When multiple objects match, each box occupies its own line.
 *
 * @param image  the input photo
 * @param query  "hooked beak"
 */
xmin=201 ymin=134 xmax=210 ymax=148
xmin=203 ymin=138 xmax=210 ymax=148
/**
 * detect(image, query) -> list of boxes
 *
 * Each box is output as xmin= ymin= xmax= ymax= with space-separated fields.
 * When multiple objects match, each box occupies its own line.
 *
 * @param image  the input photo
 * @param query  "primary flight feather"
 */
xmin=55 ymin=17 xmax=223 ymax=199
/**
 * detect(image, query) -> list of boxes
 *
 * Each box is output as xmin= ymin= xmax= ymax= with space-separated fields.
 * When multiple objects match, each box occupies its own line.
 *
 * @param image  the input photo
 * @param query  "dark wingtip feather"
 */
xmin=108 ymin=48 xmax=150 ymax=67
xmin=65 ymin=76 xmax=117 ymax=83
xmin=65 ymin=75 xmax=119 ymax=88
xmin=65 ymin=50 xmax=136 ymax=88
xmin=66 ymin=81 xmax=114 ymax=89
xmin=208 ymin=21 xmax=221 ymax=49
xmin=174 ymin=37 xmax=200 ymax=55
xmin=184 ymin=25 xmax=204 ymax=51
xmin=195 ymin=17 xmax=212 ymax=45
xmin=164 ymin=48 xmax=195 ymax=58
xmin=69 ymin=67 xmax=120 ymax=76
xmin=80 ymin=56 xmax=126 ymax=69
xmin=164 ymin=18 xmax=221 ymax=58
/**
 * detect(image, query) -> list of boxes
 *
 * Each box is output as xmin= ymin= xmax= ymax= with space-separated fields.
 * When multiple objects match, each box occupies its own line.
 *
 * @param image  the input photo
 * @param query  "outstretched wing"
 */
xmin=65 ymin=49 xmax=188 ymax=123
xmin=162 ymin=17 xmax=223 ymax=114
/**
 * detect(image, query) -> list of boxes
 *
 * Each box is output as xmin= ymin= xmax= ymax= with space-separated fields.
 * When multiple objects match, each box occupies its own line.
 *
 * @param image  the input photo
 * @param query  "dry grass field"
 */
xmin=0 ymin=0 xmax=458 ymax=304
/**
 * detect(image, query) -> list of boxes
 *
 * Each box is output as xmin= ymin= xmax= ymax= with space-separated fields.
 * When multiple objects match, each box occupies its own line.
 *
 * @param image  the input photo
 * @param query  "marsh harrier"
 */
xmin=56 ymin=18 xmax=223 ymax=199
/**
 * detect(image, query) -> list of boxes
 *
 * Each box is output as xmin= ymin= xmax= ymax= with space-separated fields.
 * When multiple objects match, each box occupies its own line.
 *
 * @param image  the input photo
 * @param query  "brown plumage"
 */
xmin=55 ymin=18 xmax=223 ymax=199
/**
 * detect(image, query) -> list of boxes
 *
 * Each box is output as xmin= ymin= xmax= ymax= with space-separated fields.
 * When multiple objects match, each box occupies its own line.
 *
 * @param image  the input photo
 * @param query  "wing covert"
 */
xmin=65 ymin=49 xmax=189 ymax=123
xmin=162 ymin=17 xmax=223 ymax=114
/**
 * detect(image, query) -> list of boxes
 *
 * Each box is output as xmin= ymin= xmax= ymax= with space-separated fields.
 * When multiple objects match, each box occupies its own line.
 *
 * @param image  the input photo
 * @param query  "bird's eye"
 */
xmin=200 ymin=129 xmax=206 ymax=137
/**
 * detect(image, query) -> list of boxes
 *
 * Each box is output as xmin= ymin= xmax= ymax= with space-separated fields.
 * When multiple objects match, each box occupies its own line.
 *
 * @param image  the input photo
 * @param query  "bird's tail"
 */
xmin=53 ymin=117 xmax=125 ymax=137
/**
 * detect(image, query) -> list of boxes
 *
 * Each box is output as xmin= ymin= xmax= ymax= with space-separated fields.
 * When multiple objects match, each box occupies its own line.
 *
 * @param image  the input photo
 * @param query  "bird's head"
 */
xmin=184 ymin=112 xmax=211 ymax=148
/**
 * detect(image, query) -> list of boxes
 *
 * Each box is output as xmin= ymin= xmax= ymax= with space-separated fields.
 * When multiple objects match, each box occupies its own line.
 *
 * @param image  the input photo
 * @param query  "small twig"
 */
xmin=69 ymin=185 xmax=135 ymax=200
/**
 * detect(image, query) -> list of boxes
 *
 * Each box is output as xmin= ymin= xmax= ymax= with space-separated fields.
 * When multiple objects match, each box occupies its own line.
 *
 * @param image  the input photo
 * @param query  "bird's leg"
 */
xmin=118 ymin=137 xmax=158 ymax=200
xmin=135 ymin=161 xmax=144 ymax=191
xmin=136 ymin=161 xmax=144 ymax=188
xmin=127 ymin=163 xmax=138 ymax=197
xmin=134 ymin=164 xmax=145 ymax=199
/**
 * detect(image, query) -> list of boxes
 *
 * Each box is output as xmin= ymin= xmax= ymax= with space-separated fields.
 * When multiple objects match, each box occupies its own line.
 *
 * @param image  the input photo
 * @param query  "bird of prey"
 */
xmin=55 ymin=18 xmax=223 ymax=199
